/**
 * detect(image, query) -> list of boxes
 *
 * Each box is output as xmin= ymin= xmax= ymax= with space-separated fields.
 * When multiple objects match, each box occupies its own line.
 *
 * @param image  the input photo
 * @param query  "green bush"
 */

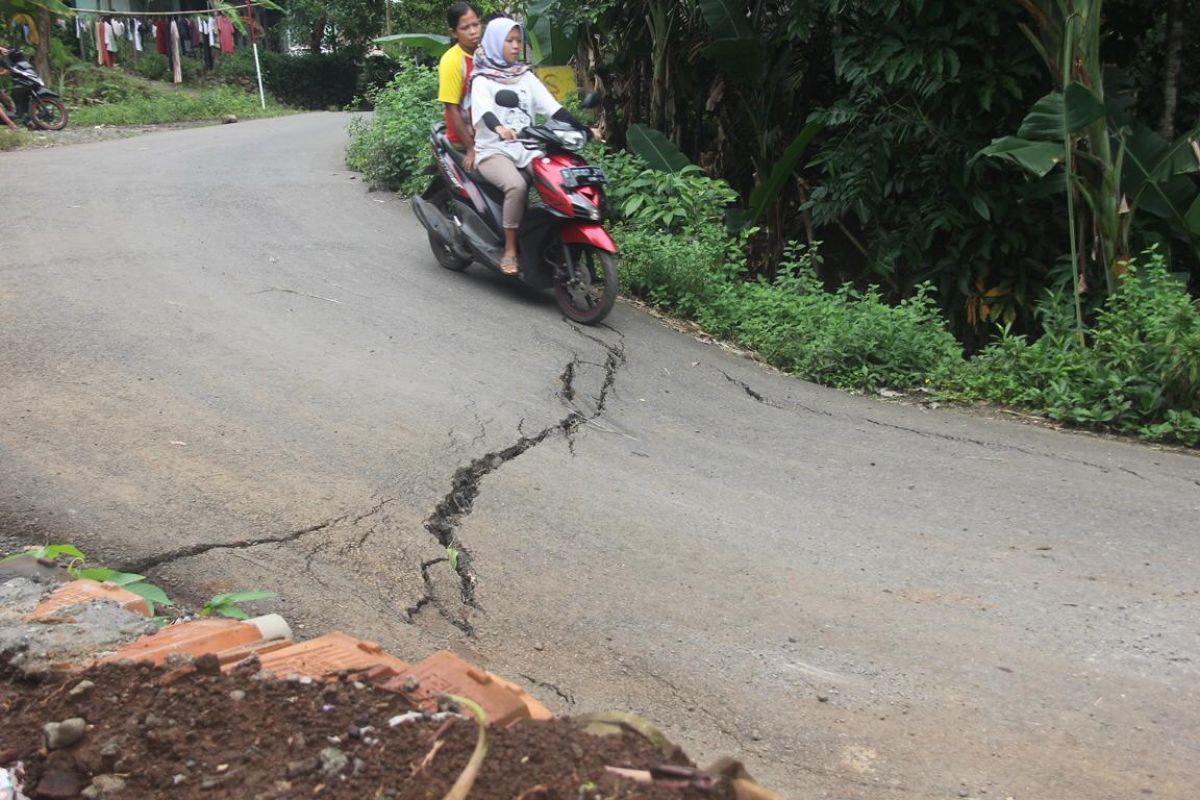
xmin=344 ymin=59 xmax=439 ymax=195
xmin=956 ymin=251 xmax=1200 ymax=445
xmin=260 ymin=51 xmax=359 ymax=110
xmin=595 ymin=150 xmax=738 ymax=234
xmin=210 ymin=50 xmax=259 ymax=85
xmin=707 ymin=245 xmax=964 ymax=392
xmin=132 ymin=53 xmax=169 ymax=82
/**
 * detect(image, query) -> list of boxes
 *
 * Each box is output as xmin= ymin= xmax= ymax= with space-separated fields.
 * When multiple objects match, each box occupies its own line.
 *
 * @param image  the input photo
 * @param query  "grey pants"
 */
xmin=477 ymin=155 xmax=528 ymax=230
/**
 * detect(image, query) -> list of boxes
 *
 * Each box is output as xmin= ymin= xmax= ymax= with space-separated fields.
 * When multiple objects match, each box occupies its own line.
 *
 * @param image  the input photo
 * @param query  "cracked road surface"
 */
xmin=3 ymin=114 xmax=1199 ymax=799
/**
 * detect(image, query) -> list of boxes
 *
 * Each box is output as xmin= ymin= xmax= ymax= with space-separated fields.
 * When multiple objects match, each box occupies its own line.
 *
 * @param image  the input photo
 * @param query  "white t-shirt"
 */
xmin=470 ymin=71 xmax=562 ymax=169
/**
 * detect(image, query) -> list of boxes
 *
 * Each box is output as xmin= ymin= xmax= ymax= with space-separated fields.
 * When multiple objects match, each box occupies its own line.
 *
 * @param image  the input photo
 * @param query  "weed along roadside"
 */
xmin=0 ymin=545 xmax=783 ymax=799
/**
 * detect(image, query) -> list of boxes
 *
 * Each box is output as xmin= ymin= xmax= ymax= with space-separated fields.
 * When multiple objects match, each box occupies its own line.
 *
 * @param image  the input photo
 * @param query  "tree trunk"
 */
xmin=309 ymin=16 xmax=326 ymax=54
xmin=34 ymin=9 xmax=51 ymax=83
xmin=1159 ymin=0 xmax=1184 ymax=141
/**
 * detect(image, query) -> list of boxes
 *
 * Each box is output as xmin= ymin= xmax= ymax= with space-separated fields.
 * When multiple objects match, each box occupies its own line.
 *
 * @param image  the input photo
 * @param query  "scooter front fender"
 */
xmin=560 ymin=223 xmax=617 ymax=253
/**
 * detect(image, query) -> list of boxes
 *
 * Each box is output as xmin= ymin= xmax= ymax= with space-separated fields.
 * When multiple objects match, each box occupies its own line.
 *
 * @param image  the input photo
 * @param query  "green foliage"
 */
xmin=625 ymin=124 xmax=692 ymax=173
xmin=955 ymin=250 xmax=1200 ymax=444
xmin=1 ymin=544 xmax=176 ymax=615
xmin=71 ymin=85 xmax=288 ymax=127
xmin=596 ymin=149 xmax=738 ymax=234
xmin=344 ymin=59 xmax=440 ymax=195
xmin=0 ymin=543 xmax=85 ymax=563
xmin=0 ymin=128 xmax=33 ymax=151
xmin=200 ymin=591 xmax=277 ymax=620
xmin=260 ymin=51 xmax=360 ymax=110
xmin=705 ymin=245 xmax=965 ymax=392
xmin=131 ymin=53 xmax=169 ymax=83
xmin=615 ymin=224 xmax=746 ymax=318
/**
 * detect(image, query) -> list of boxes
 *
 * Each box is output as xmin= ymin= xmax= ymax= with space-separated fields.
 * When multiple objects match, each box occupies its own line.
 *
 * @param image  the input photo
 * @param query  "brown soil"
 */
xmin=0 ymin=659 xmax=733 ymax=800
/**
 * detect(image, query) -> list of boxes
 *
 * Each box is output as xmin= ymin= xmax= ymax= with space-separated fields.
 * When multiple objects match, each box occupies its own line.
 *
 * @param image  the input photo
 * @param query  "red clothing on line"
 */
xmin=154 ymin=20 xmax=167 ymax=55
xmin=216 ymin=17 xmax=235 ymax=54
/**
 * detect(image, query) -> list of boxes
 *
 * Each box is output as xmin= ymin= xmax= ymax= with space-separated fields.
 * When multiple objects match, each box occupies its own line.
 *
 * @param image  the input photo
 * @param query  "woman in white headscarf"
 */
xmin=470 ymin=17 xmax=599 ymax=274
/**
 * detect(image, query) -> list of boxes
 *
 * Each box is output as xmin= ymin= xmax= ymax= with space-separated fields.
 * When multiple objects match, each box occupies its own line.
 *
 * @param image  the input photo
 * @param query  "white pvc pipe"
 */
xmin=252 ymin=42 xmax=266 ymax=110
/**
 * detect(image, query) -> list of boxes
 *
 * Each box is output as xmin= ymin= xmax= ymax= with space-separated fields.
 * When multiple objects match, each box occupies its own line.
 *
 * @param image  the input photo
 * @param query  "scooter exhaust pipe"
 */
xmin=411 ymin=196 xmax=459 ymax=248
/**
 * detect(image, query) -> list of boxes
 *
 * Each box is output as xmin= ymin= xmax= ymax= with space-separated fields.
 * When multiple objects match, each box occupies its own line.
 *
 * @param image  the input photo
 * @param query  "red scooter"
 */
xmin=411 ymin=93 xmax=617 ymax=325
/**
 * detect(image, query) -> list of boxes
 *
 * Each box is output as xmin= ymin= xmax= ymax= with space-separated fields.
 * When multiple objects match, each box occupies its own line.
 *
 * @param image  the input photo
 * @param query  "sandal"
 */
xmin=500 ymin=255 xmax=519 ymax=276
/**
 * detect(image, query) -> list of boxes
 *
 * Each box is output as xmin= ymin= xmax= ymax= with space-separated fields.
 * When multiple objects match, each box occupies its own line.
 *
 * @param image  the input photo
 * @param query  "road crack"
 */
xmin=417 ymin=327 xmax=626 ymax=636
xmin=124 ymin=514 xmax=350 ymax=573
xmin=519 ymin=673 xmax=576 ymax=705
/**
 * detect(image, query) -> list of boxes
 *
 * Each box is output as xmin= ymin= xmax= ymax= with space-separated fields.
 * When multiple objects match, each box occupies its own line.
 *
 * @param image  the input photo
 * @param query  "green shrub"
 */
xmin=595 ymin=149 xmax=738 ymax=234
xmin=615 ymin=224 xmax=744 ymax=317
xmin=210 ymin=50 xmax=259 ymax=85
xmin=956 ymin=251 xmax=1200 ymax=444
xmin=260 ymin=51 xmax=359 ymax=110
xmin=132 ymin=53 xmax=169 ymax=82
xmin=360 ymin=53 xmax=402 ymax=102
xmin=705 ymin=244 xmax=964 ymax=391
xmin=344 ymin=59 xmax=439 ymax=195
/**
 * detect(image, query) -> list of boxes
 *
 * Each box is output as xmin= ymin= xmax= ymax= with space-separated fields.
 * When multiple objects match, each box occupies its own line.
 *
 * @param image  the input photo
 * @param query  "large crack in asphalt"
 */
xmin=412 ymin=327 xmax=626 ymax=635
xmin=123 ymin=515 xmax=350 ymax=574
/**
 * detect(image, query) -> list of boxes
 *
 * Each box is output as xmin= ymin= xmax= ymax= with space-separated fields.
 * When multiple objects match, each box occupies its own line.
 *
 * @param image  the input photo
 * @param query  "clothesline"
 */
xmin=71 ymin=2 xmax=263 ymax=19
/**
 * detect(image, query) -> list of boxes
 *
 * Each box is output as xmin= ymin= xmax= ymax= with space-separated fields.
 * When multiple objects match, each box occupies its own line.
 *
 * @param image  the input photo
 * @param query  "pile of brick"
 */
xmin=23 ymin=578 xmax=553 ymax=730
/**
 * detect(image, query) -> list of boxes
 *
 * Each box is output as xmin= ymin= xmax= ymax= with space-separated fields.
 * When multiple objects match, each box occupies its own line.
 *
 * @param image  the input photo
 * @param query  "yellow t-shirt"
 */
xmin=437 ymin=44 xmax=473 ymax=145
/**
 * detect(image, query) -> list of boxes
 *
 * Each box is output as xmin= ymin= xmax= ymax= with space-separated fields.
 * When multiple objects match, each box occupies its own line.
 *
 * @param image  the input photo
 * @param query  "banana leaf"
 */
xmin=698 ymin=0 xmax=754 ymax=40
xmin=1017 ymin=84 xmax=1106 ymax=140
xmin=373 ymin=33 xmax=451 ymax=60
xmin=746 ymin=121 xmax=822 ymax=226
xmin=627 ymin=124 xmax=693 ymax=173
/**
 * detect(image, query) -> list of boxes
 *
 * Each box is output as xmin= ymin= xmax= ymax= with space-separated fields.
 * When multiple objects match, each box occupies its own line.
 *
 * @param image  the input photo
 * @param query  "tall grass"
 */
xmin=71 ymin=85 xmax=291 ymax=127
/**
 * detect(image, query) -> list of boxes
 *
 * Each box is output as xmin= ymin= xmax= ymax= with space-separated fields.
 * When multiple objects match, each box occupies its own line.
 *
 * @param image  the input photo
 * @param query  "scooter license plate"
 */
xmin=561 ymin=166 xmax=607 ymax=188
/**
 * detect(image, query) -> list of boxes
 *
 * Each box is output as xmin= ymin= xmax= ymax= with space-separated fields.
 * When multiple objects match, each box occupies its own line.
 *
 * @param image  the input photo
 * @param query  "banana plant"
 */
xmin=982 ymin=0 xmax=1200 ymax=339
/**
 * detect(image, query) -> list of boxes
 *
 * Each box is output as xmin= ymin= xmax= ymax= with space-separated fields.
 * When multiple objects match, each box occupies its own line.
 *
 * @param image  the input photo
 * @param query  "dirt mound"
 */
xmin=0 ymin=661 xmax=733 ymax=800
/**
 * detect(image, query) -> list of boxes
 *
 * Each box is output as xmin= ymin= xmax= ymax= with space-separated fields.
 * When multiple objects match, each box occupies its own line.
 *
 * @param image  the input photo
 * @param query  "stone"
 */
xmin=318 ymin=747 xmax=349 ymax=778
xmin=229 ymin=690 xmax=246 ymax=702
xmin=222 ymin=114 xmax=239 ymax=124
xmin=68 ymin=680 xmax=95 ymax=698
xmin=81 ymin=774 xmax=127 ymax=798
xmin=44 ymin=718 xmax=87 ymax=749
xmin=35 ymin=768 xmax=84 ymax=799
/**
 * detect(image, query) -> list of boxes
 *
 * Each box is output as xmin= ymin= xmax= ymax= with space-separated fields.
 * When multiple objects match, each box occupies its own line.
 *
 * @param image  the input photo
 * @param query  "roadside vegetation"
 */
xmin=65 ymin=71 xmax=290 ymax=127
xmin=346 ymin=50 xmax=1200 ymax=447
xmin=1 ymin=543 xmax=276 ymax=622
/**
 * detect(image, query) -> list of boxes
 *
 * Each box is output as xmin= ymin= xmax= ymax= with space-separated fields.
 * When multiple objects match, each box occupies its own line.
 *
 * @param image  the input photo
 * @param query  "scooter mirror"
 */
xmin=581 ymin=92 xmax=602 ymax=110
xmin=495 ymin=90 xmax=520 ymax=108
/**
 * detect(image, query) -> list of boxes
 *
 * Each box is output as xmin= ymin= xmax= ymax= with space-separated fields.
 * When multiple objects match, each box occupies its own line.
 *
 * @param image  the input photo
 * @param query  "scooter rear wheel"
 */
xmin=555 ymin=244 xmax=618 ymax=325
xmin=426 ymin=187 xmax=471 ymax=272
xmin=31 ymin=97 xmax=67 ymax=131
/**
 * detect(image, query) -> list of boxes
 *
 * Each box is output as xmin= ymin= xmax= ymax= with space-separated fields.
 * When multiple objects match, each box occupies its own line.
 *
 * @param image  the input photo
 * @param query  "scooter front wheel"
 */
xmin=426 ymin=187 xmax=471 ymax=272
xmin=555 ymin=244 xmax=617 ymax=325
xmin=31 ymin=97 xmax=67 ymax=131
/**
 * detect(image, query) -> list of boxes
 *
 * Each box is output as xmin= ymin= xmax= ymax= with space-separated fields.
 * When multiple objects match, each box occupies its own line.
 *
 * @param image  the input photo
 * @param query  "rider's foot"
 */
xmin=500 ymin=254 xmax=519 ymax=275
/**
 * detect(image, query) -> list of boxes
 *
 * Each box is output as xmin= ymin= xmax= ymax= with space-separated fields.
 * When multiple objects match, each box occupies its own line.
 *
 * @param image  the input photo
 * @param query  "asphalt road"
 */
xmin=3 ymin=113 xmax=1198 ymax=799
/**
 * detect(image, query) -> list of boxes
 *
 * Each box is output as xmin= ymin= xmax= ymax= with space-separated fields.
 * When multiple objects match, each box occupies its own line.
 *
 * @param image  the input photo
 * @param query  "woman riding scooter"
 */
xmin=469 ymin=17 xmax=600 ymax=274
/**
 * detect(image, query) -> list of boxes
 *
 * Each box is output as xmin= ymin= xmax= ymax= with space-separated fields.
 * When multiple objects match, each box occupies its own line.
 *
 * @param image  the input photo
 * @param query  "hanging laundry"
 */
xmin=94 ymin=21 xmax=105 ymax=66
xmin=155 ymin=19 xmax=168 ymax=56
xmin=133 ymin=19 xmax=143 ymax=52
xmin=170 ymin=20 xmax=182 ymax=84
xmin=190 ymin=17 xmax=201 ymax=49
xmin=217 ymin=15 xmax=235 ymax=55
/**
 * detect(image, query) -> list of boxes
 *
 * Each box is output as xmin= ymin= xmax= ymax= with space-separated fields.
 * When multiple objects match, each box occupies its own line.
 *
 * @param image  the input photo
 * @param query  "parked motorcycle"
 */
xmin=411 ymin=92 xmax=617 ymax=325
xmin=0 ymin=48 xmax=68 ymax=131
